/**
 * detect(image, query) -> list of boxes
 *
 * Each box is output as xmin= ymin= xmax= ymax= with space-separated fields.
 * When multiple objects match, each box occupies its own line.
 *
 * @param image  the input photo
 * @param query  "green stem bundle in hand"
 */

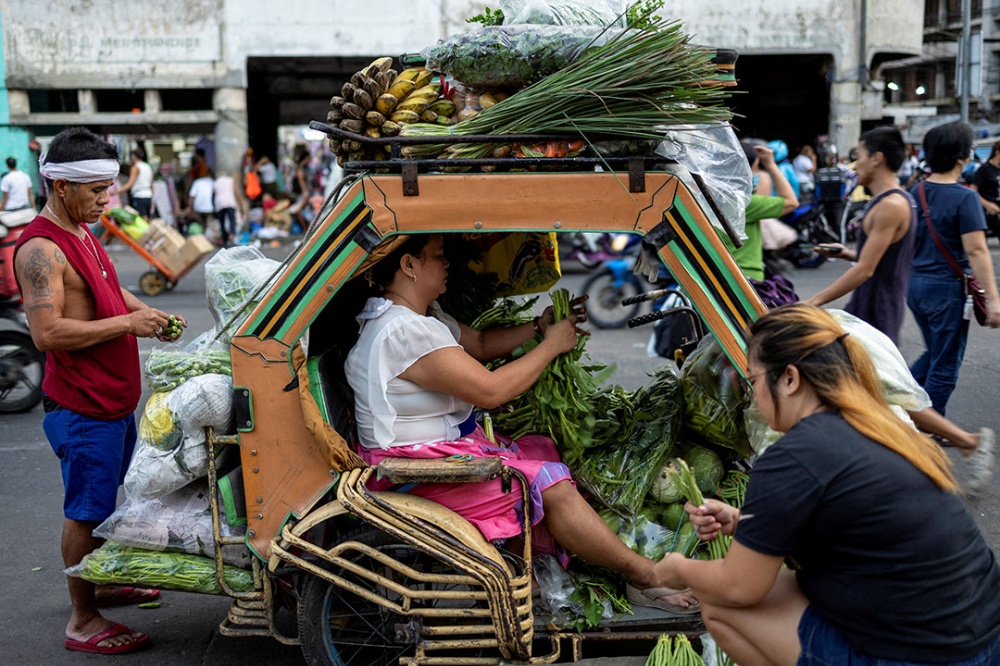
xmin=666 ymin=459 xmax=731 ymax=560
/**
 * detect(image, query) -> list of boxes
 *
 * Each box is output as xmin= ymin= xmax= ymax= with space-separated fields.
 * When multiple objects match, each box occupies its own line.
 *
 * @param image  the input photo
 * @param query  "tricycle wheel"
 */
xmin=297 ymin=526 xmax=491 ymax=666
xmin=164 ymin=280 xmax=177 ymax=292
xmin=139 ymin=271 xmax=166 ymax=296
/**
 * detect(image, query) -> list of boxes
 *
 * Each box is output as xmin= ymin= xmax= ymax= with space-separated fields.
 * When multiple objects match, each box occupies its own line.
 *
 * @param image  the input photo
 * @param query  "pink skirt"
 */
xmin=358 ymin=427 xmax=572 ymax=566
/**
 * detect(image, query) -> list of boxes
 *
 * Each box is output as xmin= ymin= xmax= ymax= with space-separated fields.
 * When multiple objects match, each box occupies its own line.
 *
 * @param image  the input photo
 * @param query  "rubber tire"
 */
xmin=164 ymin=280 xmax=177 ymax=292
xmin=0 ymin=330 xmax=44 ymax=413
xmin=580 ymin=268 xmax=642 ymax=329
xmin=297 ymin=526 xmax=492 ymax=666
xmin=139 ymin=271 xmax=166 ymax=296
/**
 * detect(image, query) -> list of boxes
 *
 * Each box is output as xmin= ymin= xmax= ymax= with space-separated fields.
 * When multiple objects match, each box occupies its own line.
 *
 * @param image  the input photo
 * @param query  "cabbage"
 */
xmin=684 ymin=445 xmax=724 ymax=494
xmin=660 ymin=502 xmax=686 ymax=532
xmin=650 ymin=465 xmax=683 ymax=504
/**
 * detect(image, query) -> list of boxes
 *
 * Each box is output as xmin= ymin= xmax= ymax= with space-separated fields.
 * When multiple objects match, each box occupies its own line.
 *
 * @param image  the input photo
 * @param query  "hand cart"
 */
xmin=98 ymin=213 xmax=209 ymax=296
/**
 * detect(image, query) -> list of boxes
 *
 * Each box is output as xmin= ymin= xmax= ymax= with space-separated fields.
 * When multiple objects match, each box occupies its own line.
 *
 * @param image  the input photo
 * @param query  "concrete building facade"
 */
xmin=1 ymin=0 xmax=925 ymax=174
xmin=881 ymin=0 xmax=1000 ymax=143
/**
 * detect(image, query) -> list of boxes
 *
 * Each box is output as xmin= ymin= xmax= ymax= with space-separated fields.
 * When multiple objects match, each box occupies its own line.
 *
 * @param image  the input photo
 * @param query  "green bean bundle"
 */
xmin=74 ymin=541 xmax=253 ymax=595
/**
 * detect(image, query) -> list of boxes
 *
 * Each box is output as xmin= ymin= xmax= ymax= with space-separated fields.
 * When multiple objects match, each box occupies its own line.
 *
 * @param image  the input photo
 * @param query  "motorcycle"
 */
xmin=578 ymin=236 xmax=677 ymax=329
xmin=562 ymin=232 xmax=628 ymax=270
xmin=0 ymin=208 xmax=44 ymax=413
xmin=0 ymin=298 xmax=43 ymax=413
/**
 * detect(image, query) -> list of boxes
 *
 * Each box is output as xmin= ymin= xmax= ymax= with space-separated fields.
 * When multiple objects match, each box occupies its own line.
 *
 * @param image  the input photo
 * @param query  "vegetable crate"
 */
xmin=181 ymin=133 xmax=768 ymax=665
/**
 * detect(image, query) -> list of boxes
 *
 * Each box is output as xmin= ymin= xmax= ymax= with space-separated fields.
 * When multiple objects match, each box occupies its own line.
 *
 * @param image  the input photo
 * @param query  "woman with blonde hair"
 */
xmin=660 ymin=304 xmax=1000 ymax=665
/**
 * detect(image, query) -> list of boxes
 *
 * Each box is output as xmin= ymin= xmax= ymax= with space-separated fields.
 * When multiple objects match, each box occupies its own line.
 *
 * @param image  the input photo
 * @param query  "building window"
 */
xmin=94 ymin=89 xmax=145 ymax=113
xmin=27 ymin=90 xmax=80 ymax=113
xmin=159 ymin=89 xmax=215 ymax=111
xmin=925 ymin=0 xmax=940 ymax=27
xmin=946 ymin=0 xmax=983 ymax=23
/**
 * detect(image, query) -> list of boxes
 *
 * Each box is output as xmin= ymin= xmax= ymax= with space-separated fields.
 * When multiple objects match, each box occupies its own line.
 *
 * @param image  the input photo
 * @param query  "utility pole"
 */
xmin=960 ymin=0 xmax=971 ymax=122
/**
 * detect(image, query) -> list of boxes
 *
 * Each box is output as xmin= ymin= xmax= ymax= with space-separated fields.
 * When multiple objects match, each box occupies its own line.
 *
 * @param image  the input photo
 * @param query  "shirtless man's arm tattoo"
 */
xmin=24 ymin=246 xmax=55 ymax=303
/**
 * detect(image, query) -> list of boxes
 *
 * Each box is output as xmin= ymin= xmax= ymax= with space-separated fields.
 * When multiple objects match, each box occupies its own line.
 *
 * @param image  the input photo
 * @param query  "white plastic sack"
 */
xmin=168 ymin=373 xmax=234 ymax=438
xmin=124 ymin=429 xmax=209 ymax=502
xmin=95 ymin=482 xmax=251 ymax=569
xmin=828 ymin=309 xmax=931 ymax=412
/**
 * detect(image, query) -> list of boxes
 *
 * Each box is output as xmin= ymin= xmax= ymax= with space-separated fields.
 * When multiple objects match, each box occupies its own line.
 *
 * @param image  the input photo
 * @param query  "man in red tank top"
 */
xmin=13 ymin=128 xmax=187 ymax=655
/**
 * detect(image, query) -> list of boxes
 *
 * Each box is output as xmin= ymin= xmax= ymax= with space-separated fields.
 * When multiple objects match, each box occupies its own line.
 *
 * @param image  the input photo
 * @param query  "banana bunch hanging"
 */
xmin=328 ymin=59 xmax=458 ymax=165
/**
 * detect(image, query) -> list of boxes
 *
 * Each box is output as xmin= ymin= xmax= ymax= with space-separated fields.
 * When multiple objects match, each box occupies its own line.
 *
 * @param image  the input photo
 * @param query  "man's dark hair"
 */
xmin=131 ymin=147 xmax=146 ymax=162
xmin=41 ymin=128 xmax=119 ymax=187
xmin=44 ymin=127 xmax=119 ymax=165
xmin=859 ymin=126 xmax=906 ymax=172
xmin=922 ymin=121 xmax=973 ymax=174
xmin=5 ymin=157 xmax=15 ymax=170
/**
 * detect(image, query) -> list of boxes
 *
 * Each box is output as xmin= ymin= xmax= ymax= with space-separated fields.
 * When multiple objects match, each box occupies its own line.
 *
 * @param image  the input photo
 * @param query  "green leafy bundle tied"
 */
xmin=492 ymin=289 xmax=609 ymax=467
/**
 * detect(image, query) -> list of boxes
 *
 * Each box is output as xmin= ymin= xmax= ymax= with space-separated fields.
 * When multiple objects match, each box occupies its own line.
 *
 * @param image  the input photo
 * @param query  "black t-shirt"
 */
xmin=735 ymin=411 xmax=1000 ymax=662
xmin=970 ymin=160 xmax=1000 ymax=205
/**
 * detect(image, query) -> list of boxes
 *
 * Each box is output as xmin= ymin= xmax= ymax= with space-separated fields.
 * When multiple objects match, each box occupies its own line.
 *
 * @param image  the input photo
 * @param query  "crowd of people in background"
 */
xmin=86 ymin=141 xmax=339 ymax=247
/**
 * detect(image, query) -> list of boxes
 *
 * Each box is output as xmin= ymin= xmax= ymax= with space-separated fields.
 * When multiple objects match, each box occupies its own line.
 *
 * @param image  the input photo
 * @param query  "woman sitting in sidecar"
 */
xmin=344 ymin=233 xmax=698 ymax=614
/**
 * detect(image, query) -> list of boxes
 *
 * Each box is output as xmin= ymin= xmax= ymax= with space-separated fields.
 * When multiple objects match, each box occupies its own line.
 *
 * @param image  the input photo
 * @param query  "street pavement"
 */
xmin=1 ymin=240 xmax=998 ymax=664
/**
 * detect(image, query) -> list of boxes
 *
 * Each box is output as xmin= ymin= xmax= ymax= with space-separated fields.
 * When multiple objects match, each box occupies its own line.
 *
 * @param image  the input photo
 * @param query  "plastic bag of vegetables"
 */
xmin=145 ymin=330 xmax=232 ymax=393
xmin=124 ymin=430 xmax=208 ymax=502
xmin=423 ymin=24 xmax=620 ymax=89
xmin=204 ymin=246 xmax=281 ymax=337
xmin=126 ymin=389 xmax=210 ymax=501
xmin=137 ymin=391 xmax=182 ymax=453
xmin=94 ymin=481 xmax=251 ymax=569
xmin=67 ymin=540 xmax=253 ymax=595
xmin=678 ymin=337 xmax=752 ymax=458
xmin=500 ymin=0 xmax=629 ymax=27
xmin=572 ymin=365 xmax=682 ymax=517
xmin=168 ymin=373 xmax=234 ymax=438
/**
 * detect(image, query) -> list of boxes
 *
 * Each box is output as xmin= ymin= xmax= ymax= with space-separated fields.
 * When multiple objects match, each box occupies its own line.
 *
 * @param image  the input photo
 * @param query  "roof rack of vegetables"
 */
xmin=401 ymin=17 xmax=734 ymax=159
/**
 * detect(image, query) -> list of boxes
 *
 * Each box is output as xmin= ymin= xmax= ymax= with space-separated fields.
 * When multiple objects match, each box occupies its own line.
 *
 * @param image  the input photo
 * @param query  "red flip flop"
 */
xmin=64 ymin=623 xmax=150 ymax=655
xmin=95 ymin=586 xmax=160 ymax=608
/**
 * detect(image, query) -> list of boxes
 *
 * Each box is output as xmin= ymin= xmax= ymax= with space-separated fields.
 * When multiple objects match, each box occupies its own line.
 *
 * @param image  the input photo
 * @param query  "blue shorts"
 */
xmin=798 ymin=605 xmax=1000 ymax=666
xmin=43 ymin=408 xmax=137 ymax=522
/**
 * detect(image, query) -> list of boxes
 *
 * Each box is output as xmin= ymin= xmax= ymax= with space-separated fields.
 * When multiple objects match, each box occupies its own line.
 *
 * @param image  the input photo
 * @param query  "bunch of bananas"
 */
xmin=327 ymin=59 xmax=458 ymax=165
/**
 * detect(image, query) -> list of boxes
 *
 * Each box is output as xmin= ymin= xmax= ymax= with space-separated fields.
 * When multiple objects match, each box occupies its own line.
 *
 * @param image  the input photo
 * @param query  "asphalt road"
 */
xmin=1 ymin=240 xmax=998 ymax=665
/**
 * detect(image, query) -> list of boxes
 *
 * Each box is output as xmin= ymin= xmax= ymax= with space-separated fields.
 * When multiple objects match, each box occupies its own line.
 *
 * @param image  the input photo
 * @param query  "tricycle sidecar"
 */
xmin=208 ymin=161 xmax=764 ymax=665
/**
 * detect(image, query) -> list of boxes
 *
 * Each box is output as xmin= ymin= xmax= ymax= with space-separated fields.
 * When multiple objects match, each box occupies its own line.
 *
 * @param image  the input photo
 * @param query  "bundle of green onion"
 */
xmin=401 ymin=18 xmax=733 ymax=159
xmin=666 ymin=459 xmax=731 ymax=560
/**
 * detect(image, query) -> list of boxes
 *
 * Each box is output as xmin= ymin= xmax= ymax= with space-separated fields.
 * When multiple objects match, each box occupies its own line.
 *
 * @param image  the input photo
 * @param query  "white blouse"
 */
xmin=345 ymin=298 xmax=474 ymax=449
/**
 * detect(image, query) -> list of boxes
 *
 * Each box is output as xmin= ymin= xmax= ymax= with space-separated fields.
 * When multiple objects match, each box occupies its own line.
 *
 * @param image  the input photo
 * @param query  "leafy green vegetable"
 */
xmin=572 ymin=365 xmax=682 ymax=515
xmin=626 ymin=0 xmax=663 ymax=30
xmin=466 ymin=6 xmax=504 ymax=26
xmin=424 ymin=24 xmax=617 ymax=89
xmin=492 ymin=289 xmax=612 ymax=467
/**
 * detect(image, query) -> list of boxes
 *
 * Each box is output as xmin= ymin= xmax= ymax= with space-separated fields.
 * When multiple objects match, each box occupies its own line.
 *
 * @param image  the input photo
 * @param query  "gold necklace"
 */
xmin=45 ymin=204 xmax=108 ymax=279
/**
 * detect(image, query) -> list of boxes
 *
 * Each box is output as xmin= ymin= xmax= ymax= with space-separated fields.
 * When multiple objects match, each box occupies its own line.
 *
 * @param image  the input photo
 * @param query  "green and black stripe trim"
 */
xmin=247 ymin=194 xmax=375 ymax=339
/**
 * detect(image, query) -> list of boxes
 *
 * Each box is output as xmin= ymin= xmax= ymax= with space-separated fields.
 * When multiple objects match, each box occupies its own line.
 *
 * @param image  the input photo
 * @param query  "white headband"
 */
xmin=39 ymin=159 xmax=120 ymax=183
